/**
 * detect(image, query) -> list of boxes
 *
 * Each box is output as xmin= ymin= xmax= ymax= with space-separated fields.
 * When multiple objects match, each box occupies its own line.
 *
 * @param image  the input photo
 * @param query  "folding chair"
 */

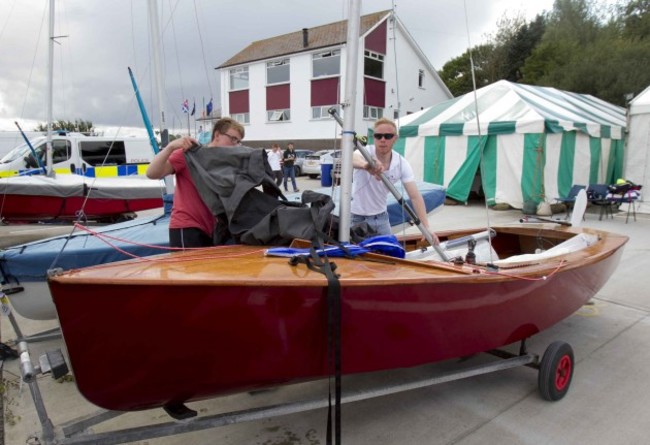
xmin=556 ymin=185 xmax=586 ymax=219
xmin=607 ymin=184 xmax=642 ymax=223
xmin=587 ymin=184 xmax=615 ymax=221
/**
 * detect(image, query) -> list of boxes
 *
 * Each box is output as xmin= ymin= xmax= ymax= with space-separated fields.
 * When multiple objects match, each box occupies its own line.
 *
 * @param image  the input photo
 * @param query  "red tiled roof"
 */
xmin=218 ymin=10 xmax=391 ymax=68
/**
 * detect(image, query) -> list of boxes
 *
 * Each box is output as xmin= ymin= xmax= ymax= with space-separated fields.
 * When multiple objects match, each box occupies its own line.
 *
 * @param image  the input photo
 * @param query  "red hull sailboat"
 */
xmin=47 ymin=224 xmax=627 ymax=412
xmin=0 ymin=175 xmax=164 ymax=223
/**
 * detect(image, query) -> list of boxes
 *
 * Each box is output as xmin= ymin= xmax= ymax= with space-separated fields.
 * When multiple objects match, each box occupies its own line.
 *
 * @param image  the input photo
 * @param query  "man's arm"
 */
xmin=146 ymin=137 xmax=196 ymax=179
xmin=404 ymin=181 xmax=439 ymax=243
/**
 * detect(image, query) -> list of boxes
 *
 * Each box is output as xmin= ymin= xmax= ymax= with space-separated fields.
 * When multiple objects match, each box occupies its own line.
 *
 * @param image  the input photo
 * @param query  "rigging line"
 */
xmin=463 ymin=0 xmax=495 ymax=262
xmin=0 ymin=0 xmax=17 ymax=46
xmin=193 ymin=0 xmax=214 ymax=99
xmin=19 ymin=2 xmax=48 ymax=123
xmin=168 ymin=0 xmax=185 ymax=101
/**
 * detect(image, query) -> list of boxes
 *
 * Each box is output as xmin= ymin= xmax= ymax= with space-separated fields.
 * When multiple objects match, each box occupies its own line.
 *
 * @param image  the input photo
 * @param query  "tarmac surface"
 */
xmin=2 ymin=176 xmax=650 ymax=445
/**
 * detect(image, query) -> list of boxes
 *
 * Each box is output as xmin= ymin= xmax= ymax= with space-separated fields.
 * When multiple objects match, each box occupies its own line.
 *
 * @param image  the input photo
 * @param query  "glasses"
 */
xmin=374 ymin=133 xmax=395 ymax=140
xmin=223 ymin=132 xmax=241 ymax=145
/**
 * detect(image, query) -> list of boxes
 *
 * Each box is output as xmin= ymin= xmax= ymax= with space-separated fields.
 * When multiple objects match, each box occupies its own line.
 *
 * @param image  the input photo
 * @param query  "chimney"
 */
xmin=302 ymin=28 xmax=309 ymax=48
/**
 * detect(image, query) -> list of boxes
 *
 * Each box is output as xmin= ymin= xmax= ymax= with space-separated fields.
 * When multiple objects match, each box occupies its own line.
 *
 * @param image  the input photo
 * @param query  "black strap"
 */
xmin=290 ymin=236 xmax=342 ymax=444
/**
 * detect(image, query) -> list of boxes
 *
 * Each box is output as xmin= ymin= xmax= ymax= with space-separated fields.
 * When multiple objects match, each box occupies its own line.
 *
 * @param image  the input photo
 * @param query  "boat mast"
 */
xmin=338 ymin=0 xmax=362 ymax=243
xmin=148 ymin=0 xmax=174 ymax=194
xmin=45 ymin=0 xmax=55 ymax=177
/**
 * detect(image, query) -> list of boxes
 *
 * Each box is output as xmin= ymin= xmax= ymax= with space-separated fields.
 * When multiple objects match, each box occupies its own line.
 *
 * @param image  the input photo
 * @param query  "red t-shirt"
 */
xmin=168 ymin=149 xmax=215 ymax=236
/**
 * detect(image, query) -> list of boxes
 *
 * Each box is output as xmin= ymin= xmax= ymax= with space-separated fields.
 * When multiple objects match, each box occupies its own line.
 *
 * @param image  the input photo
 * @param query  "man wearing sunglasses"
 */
xmin=351 ymin=117 xmax=438 ymax=242
xmin=147 ymin=117 xmax=245 ymax=248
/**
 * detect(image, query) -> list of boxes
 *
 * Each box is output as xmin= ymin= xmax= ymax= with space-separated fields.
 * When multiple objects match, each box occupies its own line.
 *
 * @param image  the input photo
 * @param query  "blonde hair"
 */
xmin=373 ymin=117 xmax=397 ymax=132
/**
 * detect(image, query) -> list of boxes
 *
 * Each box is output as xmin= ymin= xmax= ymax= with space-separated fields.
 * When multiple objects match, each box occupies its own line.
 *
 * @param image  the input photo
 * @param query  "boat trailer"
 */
xmin=14 ymin=338 xmax=574 ymax=445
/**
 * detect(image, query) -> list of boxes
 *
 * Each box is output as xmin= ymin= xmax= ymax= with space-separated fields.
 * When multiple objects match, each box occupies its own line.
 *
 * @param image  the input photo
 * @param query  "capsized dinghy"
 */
xmin=47 ymin=224 xmax=626 ymax=412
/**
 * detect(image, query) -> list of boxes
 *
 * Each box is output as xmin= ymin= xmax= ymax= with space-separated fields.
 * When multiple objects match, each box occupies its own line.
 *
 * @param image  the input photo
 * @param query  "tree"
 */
xmin=35 ymin=119 xmax=94 ymax=134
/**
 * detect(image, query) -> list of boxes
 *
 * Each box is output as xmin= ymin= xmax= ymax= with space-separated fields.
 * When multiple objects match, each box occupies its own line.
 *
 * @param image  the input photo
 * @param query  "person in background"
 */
xmin=268 ymin=143 xmax=284 ymax=187
xmin=146 ymin=117 xmax=245 ymax=248
xmin=351 ymin=117 xmax=438 ymax=242
xmin=282 ymin=142 xmax=299 ymax=193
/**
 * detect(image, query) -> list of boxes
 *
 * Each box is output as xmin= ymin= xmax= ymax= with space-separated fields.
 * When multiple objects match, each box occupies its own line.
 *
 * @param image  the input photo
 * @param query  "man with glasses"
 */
xmin=146 ymin=117 xmax=245 ymax=248
xmin=351 ymin=117 xmax=437 ymax=241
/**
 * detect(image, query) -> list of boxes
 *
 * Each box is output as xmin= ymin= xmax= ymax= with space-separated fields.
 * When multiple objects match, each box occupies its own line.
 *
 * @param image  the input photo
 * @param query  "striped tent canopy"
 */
xmin=390 ymin=80 xmax=626 ymax=209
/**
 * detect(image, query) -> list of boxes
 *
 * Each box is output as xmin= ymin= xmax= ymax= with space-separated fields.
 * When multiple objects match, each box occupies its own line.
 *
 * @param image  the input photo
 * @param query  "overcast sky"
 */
xmin=0 ymin=0 xmax=555 ymax=135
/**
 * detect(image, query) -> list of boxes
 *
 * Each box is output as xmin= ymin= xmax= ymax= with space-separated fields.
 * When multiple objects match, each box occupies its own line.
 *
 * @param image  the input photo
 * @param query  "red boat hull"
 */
xmin=0 ymin=194 xmax=162 ymax=222
xmin=48 ymin=227 xmax=626 ymax=411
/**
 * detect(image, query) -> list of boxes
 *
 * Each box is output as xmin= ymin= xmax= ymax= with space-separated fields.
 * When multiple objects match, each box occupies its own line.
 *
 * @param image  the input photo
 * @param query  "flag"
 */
xmin=206 ymin=98 xmax=213 ymax=116
xmin=190 ymin=100 xmax=196 ymax=116
xmin=182 ymin=99 xmax=189 ymax=113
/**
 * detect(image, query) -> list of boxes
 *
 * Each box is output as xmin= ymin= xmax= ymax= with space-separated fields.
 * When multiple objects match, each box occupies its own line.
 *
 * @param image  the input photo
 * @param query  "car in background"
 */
xmin=264 ymin=148 xmax=313 ymax=176
xmin=293 ymin=149 xmax=313 ymax=176
xmin=302 ymin=149 xmax=340 ymax=179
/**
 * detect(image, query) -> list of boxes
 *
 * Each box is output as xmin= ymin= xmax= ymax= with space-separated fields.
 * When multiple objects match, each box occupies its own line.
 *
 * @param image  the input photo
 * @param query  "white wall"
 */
xmin=219 ymin=15 xmax=452 ymax=145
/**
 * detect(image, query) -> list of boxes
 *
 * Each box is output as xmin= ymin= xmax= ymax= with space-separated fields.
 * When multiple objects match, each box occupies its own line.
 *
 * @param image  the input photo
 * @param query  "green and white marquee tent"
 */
xmin=390 ymin=80 xmax=627 ymax=209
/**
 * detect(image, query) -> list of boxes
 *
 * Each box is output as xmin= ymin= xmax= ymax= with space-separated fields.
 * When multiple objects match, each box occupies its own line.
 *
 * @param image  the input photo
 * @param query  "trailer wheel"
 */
xmin=538 ymin=341 xmax=574 ymax=401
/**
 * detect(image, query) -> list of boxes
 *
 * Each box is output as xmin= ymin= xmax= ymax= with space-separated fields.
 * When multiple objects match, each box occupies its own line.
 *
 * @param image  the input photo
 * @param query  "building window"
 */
xmin=267 ymin=109 xmax=291 ymax=122
xmin=363 ymin=105 xmax=383 ymax=120
xmin=313 ymin=50 xmax=341 ymax=78
xmin=267 ymin=59 xmax=290 ymax=85
xmin=418 ymin=69 xmax=425 ymax=88
xmin=364 ymin=50 xmax=384 ymax=79
xmin=231 ymin=112 xmax=250 ymax=124
xmin=312 ymin=104 xmax=340 ymax=120
xmin=229 ymin=67 xmax=249 ymax=90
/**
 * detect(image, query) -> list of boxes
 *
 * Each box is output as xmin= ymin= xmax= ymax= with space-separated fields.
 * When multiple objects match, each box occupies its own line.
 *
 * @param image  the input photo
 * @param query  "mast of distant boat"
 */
xmin=45 ymin=0 xmax=55 ymax=177
xmin=148 ymin=0 xmax=174 ymax=195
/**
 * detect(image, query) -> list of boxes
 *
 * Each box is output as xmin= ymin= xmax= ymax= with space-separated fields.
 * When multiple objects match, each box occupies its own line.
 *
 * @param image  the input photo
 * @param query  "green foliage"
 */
xmin=34 ymin=119 xmax=94 ymax=134
xmin=438 ymin=0 xmax=650 ymax=106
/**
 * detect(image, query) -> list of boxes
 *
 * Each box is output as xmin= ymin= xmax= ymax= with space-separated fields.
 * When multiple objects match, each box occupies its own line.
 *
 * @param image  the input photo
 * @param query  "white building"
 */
xmin=217 ymin=10 xmax=452 ymax=150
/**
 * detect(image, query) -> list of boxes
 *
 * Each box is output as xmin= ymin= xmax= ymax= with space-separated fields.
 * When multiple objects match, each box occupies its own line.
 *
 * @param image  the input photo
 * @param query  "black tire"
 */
xmin=308 ymin=174 xmax=318 ymax=179
xmin=295 ymin=166 xmax=301 ymax=176
xmin=538 ymin=341 xmax=574 ymax=401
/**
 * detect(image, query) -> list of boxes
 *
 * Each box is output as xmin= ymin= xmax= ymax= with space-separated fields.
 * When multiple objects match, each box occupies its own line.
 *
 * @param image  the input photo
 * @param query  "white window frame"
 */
xmin=312 ymin=49 xmax=341 ymax=78
xmin=231 ymin=112 xmax=249 ymax=124
xmin=364 ymin=50 xmax=384 ymax=80
xmin=267 ymin=59 xmax=290 ymax=85
xmin=229 ymin=67 xmax=249 ymax=91
xmin=267 ymin=109 xmax=291 ymax=122
xmin=311 ymin=104 xmax=340 ymax=120
xmin=363 ymin=105 xmax=384 ymax=120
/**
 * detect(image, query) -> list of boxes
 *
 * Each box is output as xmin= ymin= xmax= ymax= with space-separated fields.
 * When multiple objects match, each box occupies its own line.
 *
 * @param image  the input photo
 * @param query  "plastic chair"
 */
xmin=556 ymin=185 xmax=586 ymax=219
xmin=587 ymin=184 xmax=615 ymax=221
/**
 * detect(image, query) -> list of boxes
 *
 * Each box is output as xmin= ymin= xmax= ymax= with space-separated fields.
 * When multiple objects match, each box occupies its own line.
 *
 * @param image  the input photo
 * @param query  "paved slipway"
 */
xmin=2 ymin=178 xmax=650 ymax=445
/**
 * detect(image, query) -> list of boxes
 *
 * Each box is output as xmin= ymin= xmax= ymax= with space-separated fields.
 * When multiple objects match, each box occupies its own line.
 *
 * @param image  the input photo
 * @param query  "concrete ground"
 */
xmin=2 ymin=176 xmax=649 ymax=445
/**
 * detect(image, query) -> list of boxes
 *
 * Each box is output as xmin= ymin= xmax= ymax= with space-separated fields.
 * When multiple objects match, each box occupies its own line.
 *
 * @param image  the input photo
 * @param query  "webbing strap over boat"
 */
xmin=289 ymin=233 xmax=343 ymax=445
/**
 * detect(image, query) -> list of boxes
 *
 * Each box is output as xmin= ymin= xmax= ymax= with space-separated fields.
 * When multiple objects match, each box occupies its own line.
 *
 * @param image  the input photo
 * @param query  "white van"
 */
xmin=0 ymin=132 xmax=156 ymax=178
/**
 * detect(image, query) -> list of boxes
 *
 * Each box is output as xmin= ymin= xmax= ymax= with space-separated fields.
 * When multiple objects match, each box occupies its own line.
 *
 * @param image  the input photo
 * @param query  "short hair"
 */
xmin=211 ymin=117 xmax=245 ymax=141
xmin=373 ymin=117 xmax=397 ymax=132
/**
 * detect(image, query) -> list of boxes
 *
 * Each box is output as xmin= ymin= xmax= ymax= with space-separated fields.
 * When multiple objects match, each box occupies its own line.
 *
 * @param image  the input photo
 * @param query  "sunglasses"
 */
xmin=374 ymin=133 xmax=395 ymax=140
